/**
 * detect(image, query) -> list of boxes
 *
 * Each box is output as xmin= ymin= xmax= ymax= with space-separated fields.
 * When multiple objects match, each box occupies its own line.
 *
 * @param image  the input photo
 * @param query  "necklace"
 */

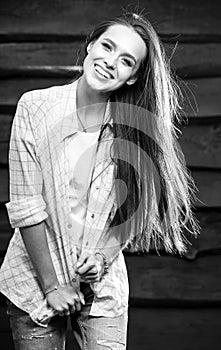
xmin=76 ymin=110 xmax=87 ymax=133
xmin=76 ymin=104 xmax=108 ymax=134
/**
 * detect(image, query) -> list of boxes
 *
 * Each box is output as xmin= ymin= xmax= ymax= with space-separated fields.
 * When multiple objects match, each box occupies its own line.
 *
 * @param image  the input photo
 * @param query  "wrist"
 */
xmin=44 ymin=282 xmax=59 ymax=296
xmin=95 ymin=251 xmax=109 ymax=277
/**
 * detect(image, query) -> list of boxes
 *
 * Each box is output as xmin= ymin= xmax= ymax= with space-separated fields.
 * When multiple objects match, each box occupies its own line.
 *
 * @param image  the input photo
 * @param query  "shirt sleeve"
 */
xmin=5 ymin=94 xmax=48 ymax=228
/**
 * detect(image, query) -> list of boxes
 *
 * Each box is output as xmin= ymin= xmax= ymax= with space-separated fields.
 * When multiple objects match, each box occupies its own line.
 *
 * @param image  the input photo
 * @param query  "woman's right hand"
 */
xmin=46 ymin=285 xmax=85 ymax=316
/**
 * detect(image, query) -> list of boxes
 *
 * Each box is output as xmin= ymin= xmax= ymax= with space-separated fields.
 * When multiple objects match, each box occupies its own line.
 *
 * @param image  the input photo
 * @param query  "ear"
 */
xmin=126 ymin=77 xmax=137 ymax=85
xmin=86 ymin=41 xmax=94 ymax=53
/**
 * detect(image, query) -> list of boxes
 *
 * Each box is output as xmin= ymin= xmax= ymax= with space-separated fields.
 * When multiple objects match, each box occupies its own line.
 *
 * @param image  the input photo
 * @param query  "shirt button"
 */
xmin=67 ymin=223 xmax=72 ymax=229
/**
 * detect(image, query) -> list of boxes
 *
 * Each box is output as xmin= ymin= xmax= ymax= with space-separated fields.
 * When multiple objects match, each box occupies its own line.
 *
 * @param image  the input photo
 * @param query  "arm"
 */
xmin=76 ymin=226 xmax=126 ymax=283
xmin=20 ymin=221 xmax=84 ymax=315
xmin=6 ymin=95 xmax=83 ymax=314
xmin=20 ymin=221 xmax=58 ymax=294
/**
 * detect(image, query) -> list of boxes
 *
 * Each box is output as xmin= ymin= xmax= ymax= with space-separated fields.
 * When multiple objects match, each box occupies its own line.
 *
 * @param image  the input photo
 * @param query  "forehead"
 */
xmin=98 ymin=24 xmax=147 ymax=62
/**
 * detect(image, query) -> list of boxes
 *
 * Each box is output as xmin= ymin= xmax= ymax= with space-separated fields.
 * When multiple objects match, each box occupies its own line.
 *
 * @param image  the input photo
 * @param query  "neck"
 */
xmin=75 ymin=75 xmax=110 ymax=132
xmin=77 ymin=75 xmax=110 ymax=109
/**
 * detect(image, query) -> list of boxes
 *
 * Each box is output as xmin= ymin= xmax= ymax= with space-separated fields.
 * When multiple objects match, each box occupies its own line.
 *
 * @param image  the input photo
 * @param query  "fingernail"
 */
xmin=80 ymin=296 xmax=85 ymax=305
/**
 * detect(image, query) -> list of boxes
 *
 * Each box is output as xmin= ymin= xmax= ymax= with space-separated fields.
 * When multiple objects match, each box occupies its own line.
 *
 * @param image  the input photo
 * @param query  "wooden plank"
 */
xmin=0 ymin=0 xmax=220 ymax=36
xmin=1 ymin=42 xmax=221 ymax=79
xmin=1 ymin=303 xmax=221 ymax=350
xmin=192 ymin=170 xmax=221 ymax=208
xmin=0 ymin=170 xmax=8 ymax=202
xmin=1 ymin=114 xmax=221 ymax=168
xmin=0 ymin=210 xmax=220 ymax=258
xmin=0 ymin=77 xmax=75 ymax=106
xmin=0 ymin=234 xmax=12 ymax=253
xmin=181 ymin=210 xmax=221 ymax=259
xmin=181 ymin=77 xmax=221 ymax=117
xmin=179 ymin=121 xmax=221 ymax=168
xmin=0 ymin=168 xmax=221 ymax=207
xmin=125 ymin=254 xmax=221 ymax=303
xmin=1 ymin=77 xmax=220 ymax=117
xmin=0 ymin=42 xmax=81 ymax=69
xmin=1 ymin=253 xmax=221 ymax=304
xmin=0 ymin=143 xmax=8 ymax=166
xmin=165 ymin=42 xmax=221 ymax=78
xmin=127 ymin=307 xmax=221 ymax=350
xmin=0 ymin=114 xmax=13 ymax=141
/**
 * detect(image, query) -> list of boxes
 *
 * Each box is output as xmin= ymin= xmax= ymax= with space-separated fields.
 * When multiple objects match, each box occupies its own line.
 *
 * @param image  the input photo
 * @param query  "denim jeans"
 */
xmin=6 ymin=283 xmax=128 ymax=350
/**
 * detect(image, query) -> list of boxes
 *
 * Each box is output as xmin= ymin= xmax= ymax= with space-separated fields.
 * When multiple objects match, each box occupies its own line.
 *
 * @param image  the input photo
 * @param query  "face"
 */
xmin=82 ymin=24 xmax=147 ymax=94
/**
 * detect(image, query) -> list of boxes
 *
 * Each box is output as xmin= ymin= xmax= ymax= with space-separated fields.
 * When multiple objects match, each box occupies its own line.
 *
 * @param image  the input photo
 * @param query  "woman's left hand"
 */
xmin=76 ymin=252 xmax=104 ymax=283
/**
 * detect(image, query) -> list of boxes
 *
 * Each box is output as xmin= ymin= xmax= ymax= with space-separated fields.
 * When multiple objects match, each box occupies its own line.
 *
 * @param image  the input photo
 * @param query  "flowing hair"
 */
xmin=75 ymin=11 xmax=200 ymax=254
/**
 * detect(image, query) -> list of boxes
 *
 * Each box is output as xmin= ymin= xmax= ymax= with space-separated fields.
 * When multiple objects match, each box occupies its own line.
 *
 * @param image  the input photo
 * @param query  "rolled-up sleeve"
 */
xmin=5 ymin=94 xmax=48 ymax=228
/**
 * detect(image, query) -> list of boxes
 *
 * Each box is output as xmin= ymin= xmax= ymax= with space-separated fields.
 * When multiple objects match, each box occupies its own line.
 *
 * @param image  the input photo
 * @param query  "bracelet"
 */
xmin=95 ymin=251 xmax=109 ymax=277
xmin=44 ymin=284 xmax=59 ymax=296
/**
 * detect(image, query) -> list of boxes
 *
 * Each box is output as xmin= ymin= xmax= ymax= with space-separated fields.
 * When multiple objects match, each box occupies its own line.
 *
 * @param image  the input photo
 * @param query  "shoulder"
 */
xmin=19 ymin=81 xmax=77 ymax=106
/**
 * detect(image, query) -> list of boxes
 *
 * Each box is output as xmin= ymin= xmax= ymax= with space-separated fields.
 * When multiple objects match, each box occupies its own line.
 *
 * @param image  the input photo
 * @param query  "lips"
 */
xmin=94 ymin=64 xmax=114 ymax=79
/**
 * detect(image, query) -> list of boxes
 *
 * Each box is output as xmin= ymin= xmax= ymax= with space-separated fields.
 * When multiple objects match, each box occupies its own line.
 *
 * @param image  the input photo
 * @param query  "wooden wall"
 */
xmin=0 ymin=0 xmax=221 ymax=349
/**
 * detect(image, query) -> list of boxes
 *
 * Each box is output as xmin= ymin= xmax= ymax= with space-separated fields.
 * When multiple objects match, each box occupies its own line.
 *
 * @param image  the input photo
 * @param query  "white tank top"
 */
xmin=68 ymin=130 xmax=100 ymax=255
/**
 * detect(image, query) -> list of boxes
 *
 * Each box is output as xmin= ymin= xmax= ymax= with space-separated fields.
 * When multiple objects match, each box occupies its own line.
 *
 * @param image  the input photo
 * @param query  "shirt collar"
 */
xmin=58 ymin=79 xmax=113 ymax=142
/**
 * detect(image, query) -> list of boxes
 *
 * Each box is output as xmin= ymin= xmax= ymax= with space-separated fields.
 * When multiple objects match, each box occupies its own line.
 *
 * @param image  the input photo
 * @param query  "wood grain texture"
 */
xmin=0 ymin=209 xmax=220 ymax=258
xmin=1 ymin=42 xmax=221 ymax=79
xmin=0 ymin=42 xmax=81 ymax=69
xmin=0 ymin=114 xmax=13 ymax=141
xmin=0 ymin=77 xmax=73 ymax=106
xmin=1 ymin=250 xmax=221 ymax=304
xmin=1 ymin=77 xmax=221 ymax=117
xmin=1 ymin=114 xmax=221 ymax=168
xmin=0 ymin=0 xmax=220 ymax=36
xmin=181 ymin=77 xmax=221 ymax=117
xmin=125 ymin=254 xmax=221 ymax=303
xmin=165 ymin=42 xmax=221 ymax=78
xmin=179 ymin=120 xmax=221 ymax=168
xmin=0 ymin=207 xmax=12 ymax=252
xmin=181 ymin=210 xmax=221 ymax=259
xmin=0 ymin=168 xmax=221 ymax=207
xmin=127 ymin=307 xmax=221 ymax=350
xmin=1 ymin=303 xmax=221 ymax=350
xmin=0 ymin=188 xmax=220 ymax=259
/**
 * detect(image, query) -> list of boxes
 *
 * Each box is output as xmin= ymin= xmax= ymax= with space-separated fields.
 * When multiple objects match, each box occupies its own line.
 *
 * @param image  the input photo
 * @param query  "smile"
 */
xmin=94 ymin=64 xmax=114 ymax=80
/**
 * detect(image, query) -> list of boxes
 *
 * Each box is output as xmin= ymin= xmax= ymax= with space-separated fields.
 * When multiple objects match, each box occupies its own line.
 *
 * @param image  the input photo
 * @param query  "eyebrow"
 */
xmin=103 ymin=38 xmax=137 ymax=64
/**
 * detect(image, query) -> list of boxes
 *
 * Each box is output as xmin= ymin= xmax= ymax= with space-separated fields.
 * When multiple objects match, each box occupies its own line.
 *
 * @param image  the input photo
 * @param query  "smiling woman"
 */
xmin=81 ymin=24 xmax=146 ymax=94
xmin=0 ymin=10 xmax=199 ymax=350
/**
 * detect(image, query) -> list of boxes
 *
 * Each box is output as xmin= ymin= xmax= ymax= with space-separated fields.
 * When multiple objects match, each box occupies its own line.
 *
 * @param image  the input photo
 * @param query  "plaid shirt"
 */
xmin=0 ymin=79 xmax=129 ymax=326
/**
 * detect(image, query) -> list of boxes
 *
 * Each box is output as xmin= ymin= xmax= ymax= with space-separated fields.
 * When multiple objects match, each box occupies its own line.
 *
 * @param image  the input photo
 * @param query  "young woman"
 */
xmin=0 ymin=11 xmax=199 ymax=350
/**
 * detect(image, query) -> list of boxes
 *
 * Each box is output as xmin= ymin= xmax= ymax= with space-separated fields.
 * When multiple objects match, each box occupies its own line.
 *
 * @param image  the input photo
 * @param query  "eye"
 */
xmin=102 ymin=42 xmax=112 ymax=51
xmin=121 ymin=58 xmax=133 ymax=67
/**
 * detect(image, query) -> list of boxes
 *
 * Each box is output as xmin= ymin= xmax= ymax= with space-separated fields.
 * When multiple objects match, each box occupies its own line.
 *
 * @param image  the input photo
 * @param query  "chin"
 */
xmin=87 ymin=77 xmax=111 ymax=93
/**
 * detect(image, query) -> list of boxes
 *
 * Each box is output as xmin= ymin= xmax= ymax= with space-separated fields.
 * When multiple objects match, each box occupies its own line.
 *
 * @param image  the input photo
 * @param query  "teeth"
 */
xmin=95 ymin=65 xmax=111 ymax=79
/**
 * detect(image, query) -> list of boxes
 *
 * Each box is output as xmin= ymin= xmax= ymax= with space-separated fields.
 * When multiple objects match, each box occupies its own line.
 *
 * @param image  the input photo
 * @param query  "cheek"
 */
xmin=83 ymin=54 xmax=94 ymax=73
xmin=118 ymin=66 xmax=133 ymax=80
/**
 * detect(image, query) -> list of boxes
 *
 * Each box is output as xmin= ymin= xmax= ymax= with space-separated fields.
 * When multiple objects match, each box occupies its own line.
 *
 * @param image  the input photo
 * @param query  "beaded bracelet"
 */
xmin=44 ymin=284 xmax=59 ymax=296
xmin=95 ymin=251 xmax=109 ymax=277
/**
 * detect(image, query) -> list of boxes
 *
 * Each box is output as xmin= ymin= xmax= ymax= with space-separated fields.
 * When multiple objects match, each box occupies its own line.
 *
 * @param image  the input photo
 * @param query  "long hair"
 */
xmin=75 ymin=11 xmax=200 ymax=254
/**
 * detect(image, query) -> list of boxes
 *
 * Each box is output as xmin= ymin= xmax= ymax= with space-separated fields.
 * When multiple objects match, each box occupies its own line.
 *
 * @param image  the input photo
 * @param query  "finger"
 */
xmin=56 ymin=307 xmax=67 ymax=317
xmin=75 ymin=301 xmax=82 ymax=312
xmin=77 ymin=252 xmax=90 ymax=269
xmin=77 ymin=260 xmax=96 ymax=275
xmin=80 ymin=275 xmax=100 ymax=283
xmin=77 ymin=290 xmax=85 ymax=305
xmin=70 ymin=305 xmax=76 ymax=314
xmin=67 ymin=298 xmax=76 ymax=308
xmin=78 ymin=266 xmax=98 ymax=277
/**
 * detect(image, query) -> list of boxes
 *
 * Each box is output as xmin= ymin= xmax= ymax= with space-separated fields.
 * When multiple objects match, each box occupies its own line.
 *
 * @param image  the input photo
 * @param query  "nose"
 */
xmin=104 ymin=53 xmax=117 ymax=69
